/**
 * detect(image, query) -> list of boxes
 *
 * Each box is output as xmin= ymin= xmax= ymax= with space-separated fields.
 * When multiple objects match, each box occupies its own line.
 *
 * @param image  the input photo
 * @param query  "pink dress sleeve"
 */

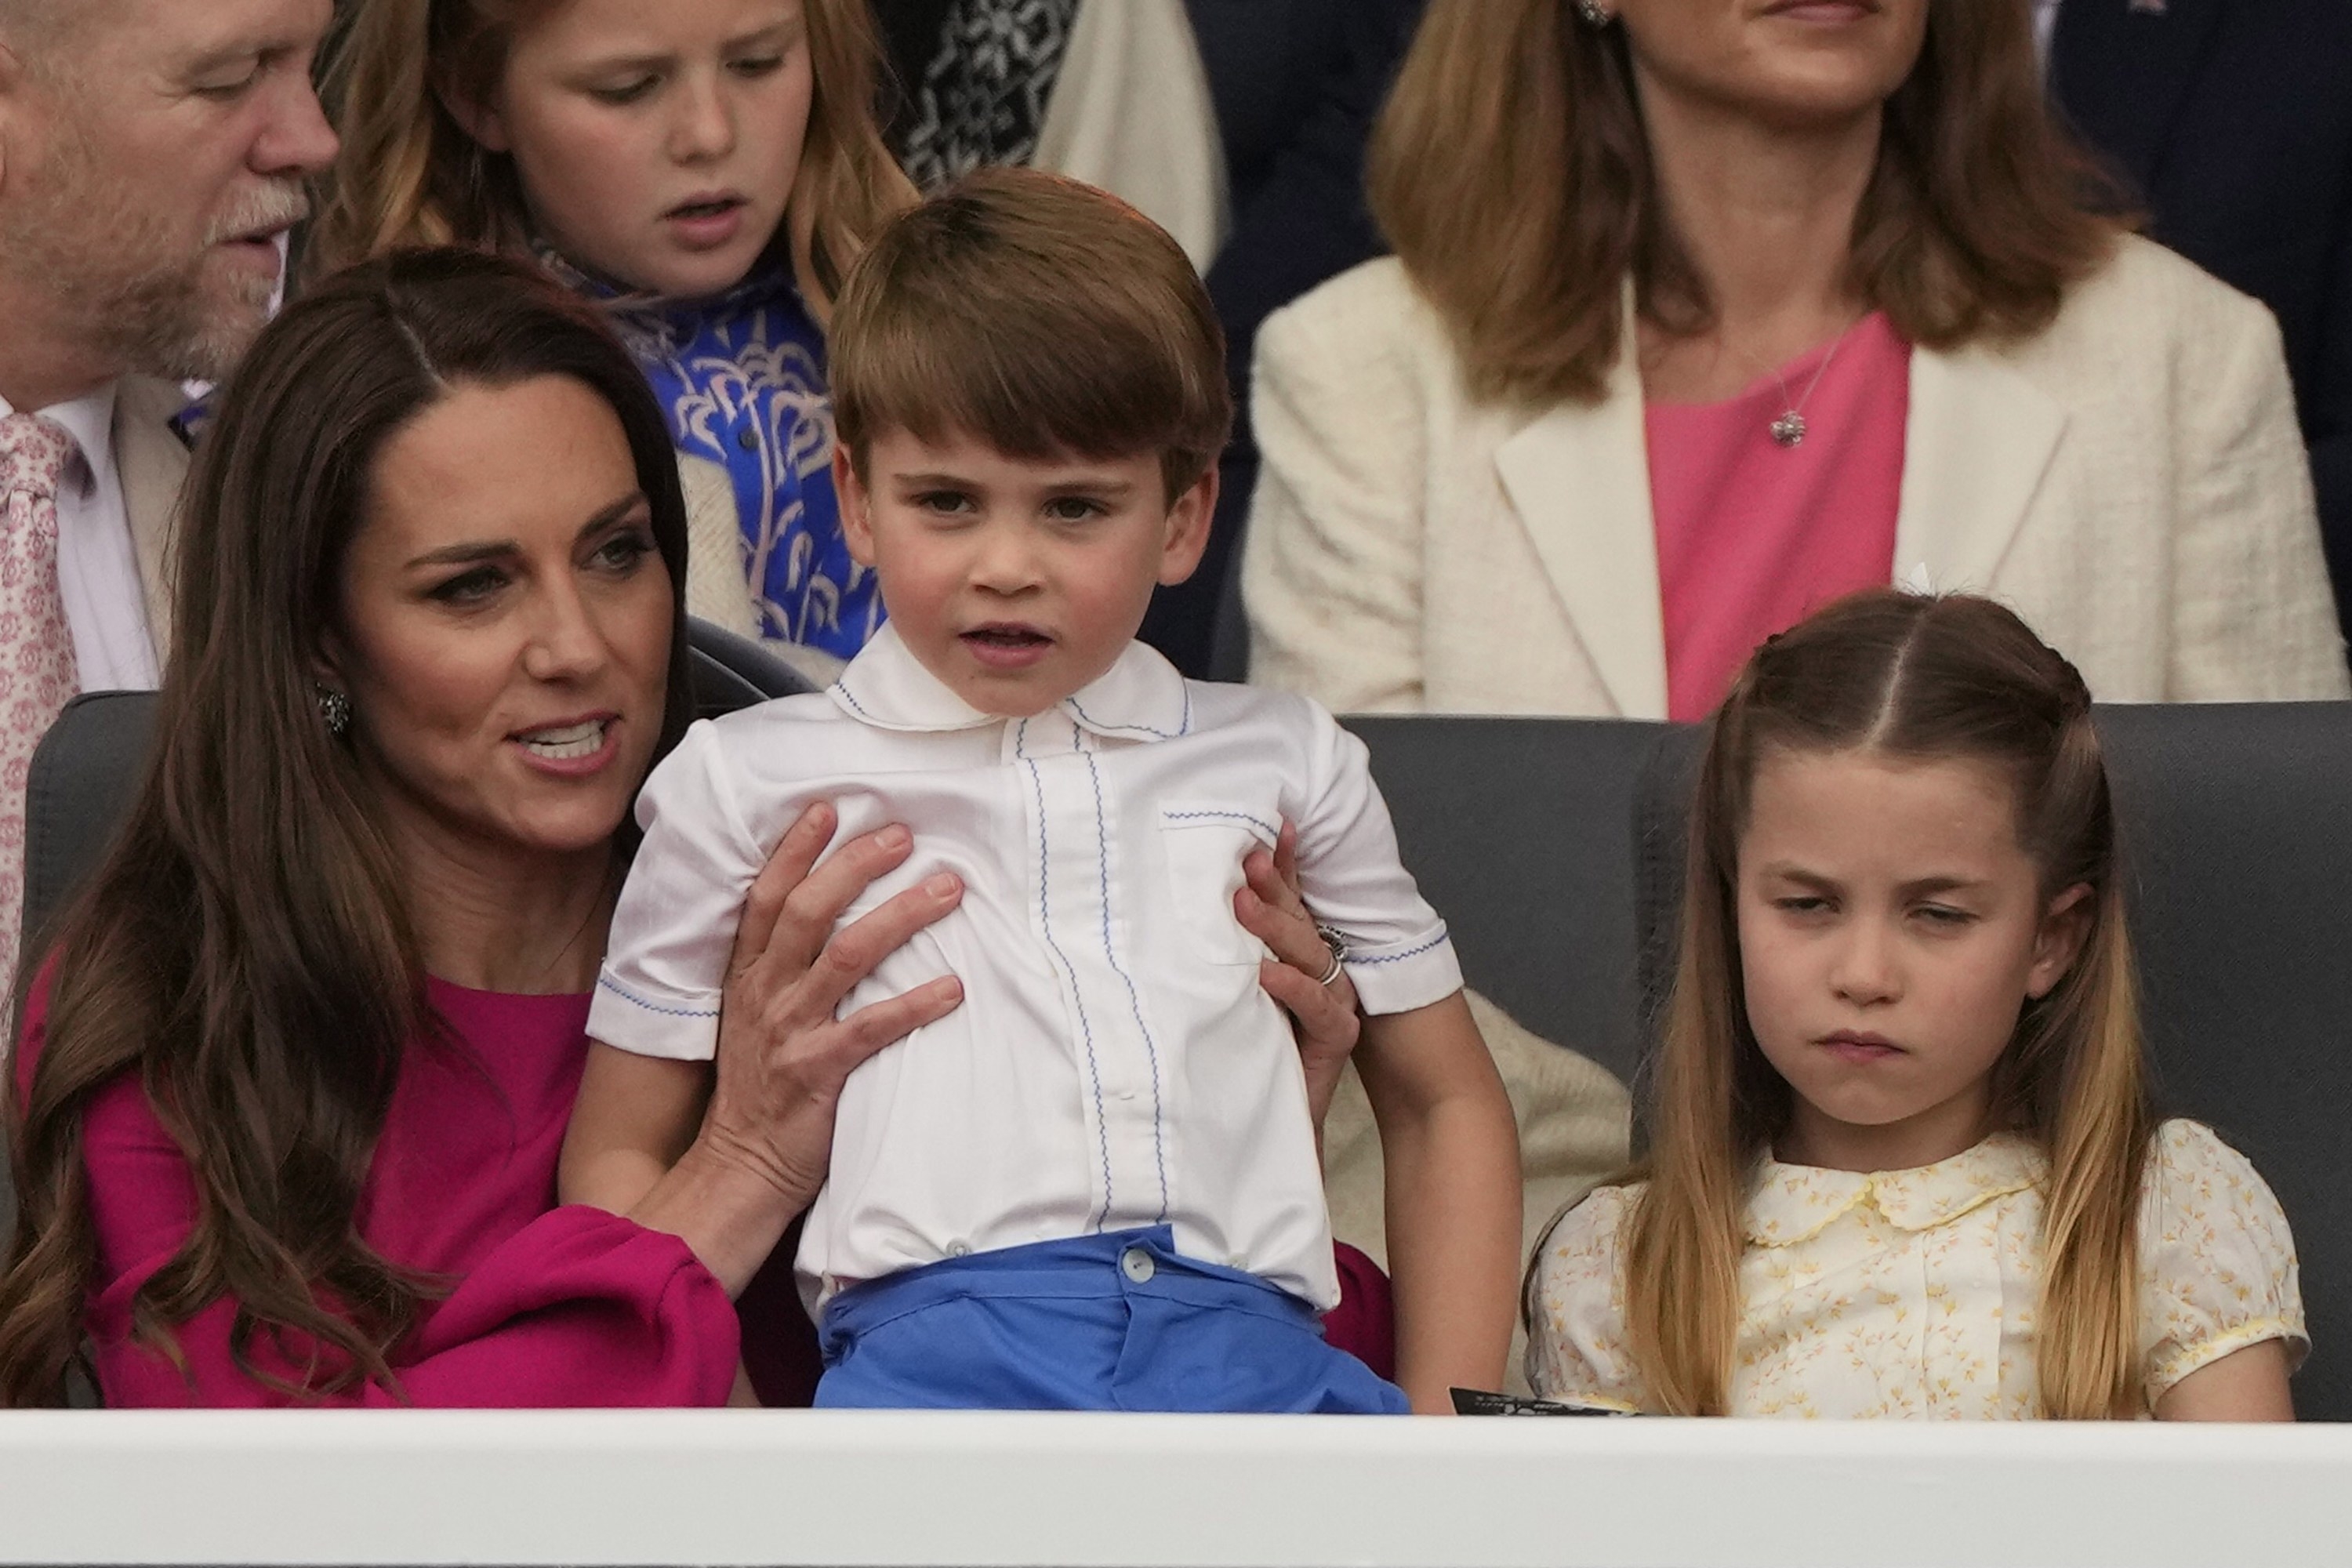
xmin=24 ymin=982 xmax=740 ymax=1408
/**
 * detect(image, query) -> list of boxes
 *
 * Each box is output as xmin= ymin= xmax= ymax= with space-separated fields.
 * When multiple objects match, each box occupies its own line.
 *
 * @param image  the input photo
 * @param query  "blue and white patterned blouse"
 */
xmin=567 ymin=257 xmax=885 ymax=659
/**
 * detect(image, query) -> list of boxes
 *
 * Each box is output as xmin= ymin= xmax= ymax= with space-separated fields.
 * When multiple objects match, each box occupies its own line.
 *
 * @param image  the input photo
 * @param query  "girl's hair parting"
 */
xmin=308 ymin=0 xmax=915 ymax=316
xmin=0 ymin=249 xmax=695 ymax=1406
xmin=1622 ymin=589 xmax=2154 ymax=1418
xmin=1371 ymin=0 xmax=2128 ymax=408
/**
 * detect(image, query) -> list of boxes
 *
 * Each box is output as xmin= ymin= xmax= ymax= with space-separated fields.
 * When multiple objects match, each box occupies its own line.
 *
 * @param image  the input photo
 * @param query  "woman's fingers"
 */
xmin=798 ymin=873 xmax=965 ymax=1018
xmin=751 ymin=821 xmax=918 ymax=983
xmin=826 ymin=975 xmax=967 ymax=1078
xmin=729 ymin=802 xmax=837 ymax=979
xmin=1259 ymin=956 xmax=1354 ymax=1040
xmin=1236 ymin=871 xmax=1334 ymax=981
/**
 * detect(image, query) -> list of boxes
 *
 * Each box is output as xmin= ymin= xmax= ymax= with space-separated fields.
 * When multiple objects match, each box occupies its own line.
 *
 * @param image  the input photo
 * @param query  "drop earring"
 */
xmin=1576 ymin=0 xmax=1613 ymax=25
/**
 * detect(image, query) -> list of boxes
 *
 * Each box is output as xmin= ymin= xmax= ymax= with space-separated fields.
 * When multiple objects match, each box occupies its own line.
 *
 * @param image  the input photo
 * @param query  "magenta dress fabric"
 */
xmin=1646 ymin=313 xmax=1911 ymax=722
xmin=21 ymin=976 xmax=739 ymax=1407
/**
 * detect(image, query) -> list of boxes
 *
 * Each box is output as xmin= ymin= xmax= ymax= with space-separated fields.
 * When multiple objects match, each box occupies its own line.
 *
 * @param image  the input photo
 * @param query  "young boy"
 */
xmin=563 ymin=169 xmax=1521 ymax=1413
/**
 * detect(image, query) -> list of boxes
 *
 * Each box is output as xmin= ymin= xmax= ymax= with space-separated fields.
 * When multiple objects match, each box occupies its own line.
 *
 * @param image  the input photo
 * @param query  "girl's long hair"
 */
xmin=0 ymin=249 xmax=695 ymax=1405
xmin=1623 ymin=590 xmax=2154 ymax=1418
xmin=1370 ymin=0 xmax=2126 ymax=408
xmin=309 ymin=0 xmax=915 ymax=316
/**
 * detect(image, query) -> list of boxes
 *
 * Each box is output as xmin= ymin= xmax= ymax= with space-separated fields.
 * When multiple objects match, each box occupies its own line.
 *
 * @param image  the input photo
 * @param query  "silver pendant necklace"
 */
xmin=1753 ymin=318 xmax=1863 ymax=448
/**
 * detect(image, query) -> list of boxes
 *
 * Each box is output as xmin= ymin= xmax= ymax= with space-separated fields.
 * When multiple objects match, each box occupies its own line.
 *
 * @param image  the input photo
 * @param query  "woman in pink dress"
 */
xmin=0 ymin=249 xmax=1379 ymax=1407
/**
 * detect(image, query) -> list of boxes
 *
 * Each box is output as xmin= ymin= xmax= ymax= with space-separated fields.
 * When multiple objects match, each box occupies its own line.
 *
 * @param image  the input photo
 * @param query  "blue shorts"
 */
xmin=813 ymin=1226 xmax=1409 ymax=1414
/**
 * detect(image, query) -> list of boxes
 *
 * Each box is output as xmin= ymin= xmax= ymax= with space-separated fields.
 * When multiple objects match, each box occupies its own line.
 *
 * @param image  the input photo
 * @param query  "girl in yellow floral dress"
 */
xmin=1527 ymin=590 xmax=2303 ymax=1421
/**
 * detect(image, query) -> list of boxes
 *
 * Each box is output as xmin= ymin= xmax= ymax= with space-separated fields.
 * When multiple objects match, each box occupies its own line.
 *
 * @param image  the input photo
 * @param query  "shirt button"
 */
xmin=946 ymin=1242 xmax=971 ymax=1258
xmin=1120 ymin=1247 xmax=1156 ymax=1284
xmin=736 ymin=425 xmax=758 ymax=451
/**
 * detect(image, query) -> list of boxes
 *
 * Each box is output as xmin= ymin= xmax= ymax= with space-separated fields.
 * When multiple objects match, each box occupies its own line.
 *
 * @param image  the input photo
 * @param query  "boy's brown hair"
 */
xmin=830 ymin=168 xmax=1232 ymax=504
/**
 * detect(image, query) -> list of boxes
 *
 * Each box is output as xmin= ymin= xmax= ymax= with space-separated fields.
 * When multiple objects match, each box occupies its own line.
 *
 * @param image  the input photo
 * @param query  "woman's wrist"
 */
xmin=628 ymin=1138 xmax=809 ymax=1298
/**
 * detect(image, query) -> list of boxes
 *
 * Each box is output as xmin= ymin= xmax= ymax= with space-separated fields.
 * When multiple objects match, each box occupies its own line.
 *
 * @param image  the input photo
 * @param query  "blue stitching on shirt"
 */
xmin=1162 ymin=807 xmax=1281 ymax=842
xmin=594 ymin=972 xmax=720 ymax=1019
xmin=1065 ymin=694 xmax=1181 ymax=741
xmin=1084 ymin=750 xmax=1171 ymax=1225
xmin=1345 ymin=927 xmax=1454 ymax=965
xmin=1025 ymin=754 xmax=1116 ymax=1231
xmin=831 ymin=680 xmax=877 ymax=722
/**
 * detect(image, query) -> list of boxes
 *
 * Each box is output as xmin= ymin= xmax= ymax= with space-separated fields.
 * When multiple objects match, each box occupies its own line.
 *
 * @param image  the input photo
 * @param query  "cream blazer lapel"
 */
xmin=112 ymin=375 xmax=191 ymax=660
xmin=1490 ymin=316 xmax=2066 ymax=720
xmin=1894 ymin=342 xmax=2067 ymax=595
xmin=1492 ymin=299 xmax=1668 ymax=719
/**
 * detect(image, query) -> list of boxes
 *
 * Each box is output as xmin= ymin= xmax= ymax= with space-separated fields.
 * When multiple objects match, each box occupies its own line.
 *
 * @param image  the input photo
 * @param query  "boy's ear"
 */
xmin=835 ymin=445 xmax=878 ymax=567
xmin=436 ymin=72 xmax=511 ymax=154
xmin=2025 ymin=882 xmax=2096 ymax=1001
xmin=1156 ymin=466 xmax=1219 ymax=588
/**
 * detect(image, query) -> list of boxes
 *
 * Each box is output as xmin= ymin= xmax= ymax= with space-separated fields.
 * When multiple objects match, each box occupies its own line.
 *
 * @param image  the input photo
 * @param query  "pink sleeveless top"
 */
xmin=1646 ymin=314 xmax=1911 ymax=721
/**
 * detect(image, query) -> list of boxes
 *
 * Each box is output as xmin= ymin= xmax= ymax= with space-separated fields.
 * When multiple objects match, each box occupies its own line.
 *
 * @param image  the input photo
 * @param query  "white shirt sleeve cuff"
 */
xmin=1341 ymin=930 xmax=1465 ymax=1017
xmin=586 ymin=969 xmax=722 ymax=1062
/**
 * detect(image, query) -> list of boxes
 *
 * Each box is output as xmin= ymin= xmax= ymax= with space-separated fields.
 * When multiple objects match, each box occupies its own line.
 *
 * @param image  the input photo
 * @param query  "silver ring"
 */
xmin=1314 ymin=924 xmax=1348 ymax=987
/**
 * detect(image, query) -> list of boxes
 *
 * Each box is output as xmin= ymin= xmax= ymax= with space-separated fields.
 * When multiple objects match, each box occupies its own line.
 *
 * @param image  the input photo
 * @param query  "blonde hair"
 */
xmin=309 ymin=0 xmax=914 ymax=316
xmin=1620 ymin=590 xmax=2156 ymax=1419
xmin=829 ymin=168 xmax=1232 ymax=506
xmin=1369 ymin=0 xmax=2125 ymax=408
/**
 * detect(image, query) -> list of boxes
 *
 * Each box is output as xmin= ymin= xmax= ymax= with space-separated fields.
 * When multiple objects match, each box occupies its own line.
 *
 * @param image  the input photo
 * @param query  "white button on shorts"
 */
xmin=1120 ymin=1247 xmax=1156 ymax=1284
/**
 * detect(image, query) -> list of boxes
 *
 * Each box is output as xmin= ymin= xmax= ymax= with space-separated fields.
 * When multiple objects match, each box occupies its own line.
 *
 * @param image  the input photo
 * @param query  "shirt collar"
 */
xmin=1743 ymin=1132 xmax=2045 ymax=1248
xmin=828 ymin=622 xmax=1194 ymax=742
xmin=0 ymin=383 xmax=118 ymax=502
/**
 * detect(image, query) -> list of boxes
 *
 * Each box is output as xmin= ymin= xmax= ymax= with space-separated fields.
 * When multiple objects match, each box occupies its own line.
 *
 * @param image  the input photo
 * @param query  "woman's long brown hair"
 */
xmin=1370 ymin=0 xmax=2128 ymax=407
xmin=0 ymin=249 xmax=695 ymax=1405
xmin=308 ymin=0 xmax=915 ymax=317
xmin=1623 ymin=591 xmax=2155 ymax=1418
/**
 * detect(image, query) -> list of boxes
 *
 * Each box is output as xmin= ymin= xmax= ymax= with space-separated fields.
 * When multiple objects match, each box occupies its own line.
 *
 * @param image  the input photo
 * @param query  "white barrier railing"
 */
xmin=2 ymin=1409 xmax=2347 ymax=1566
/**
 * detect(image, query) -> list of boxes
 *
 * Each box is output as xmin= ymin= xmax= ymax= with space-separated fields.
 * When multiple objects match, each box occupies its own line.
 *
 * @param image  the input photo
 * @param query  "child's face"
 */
xmin=466 ymin=0 xmax=811 ymax=298
xmin=1734 ymin=747 xmax=2090 ymax=1173
xmin=836 ymin=430 xmax=1214 ymax=717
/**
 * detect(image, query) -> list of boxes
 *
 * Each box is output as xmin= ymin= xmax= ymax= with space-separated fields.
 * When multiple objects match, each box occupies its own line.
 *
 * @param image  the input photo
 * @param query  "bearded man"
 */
xmin=0 ymin=0 xmax=335 ymax=973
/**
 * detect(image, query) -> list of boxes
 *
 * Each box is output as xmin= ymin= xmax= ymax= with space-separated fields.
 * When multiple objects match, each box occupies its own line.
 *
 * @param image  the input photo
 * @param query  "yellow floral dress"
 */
xmin=1526 ymin=1120 xmax=2305 ymax=1417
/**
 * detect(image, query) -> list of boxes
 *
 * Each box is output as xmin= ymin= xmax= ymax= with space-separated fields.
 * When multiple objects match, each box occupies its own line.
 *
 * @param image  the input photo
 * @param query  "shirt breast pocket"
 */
xmin=1157 ymin=804 xmax=1281 ymax=967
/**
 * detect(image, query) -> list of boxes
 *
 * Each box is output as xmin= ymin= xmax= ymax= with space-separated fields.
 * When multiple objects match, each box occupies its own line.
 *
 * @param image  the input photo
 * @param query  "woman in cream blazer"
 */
xmin=1241 ymin=0 xmax=2347 ymax=717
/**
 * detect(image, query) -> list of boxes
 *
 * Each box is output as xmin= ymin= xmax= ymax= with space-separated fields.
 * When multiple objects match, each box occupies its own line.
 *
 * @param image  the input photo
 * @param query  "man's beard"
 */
xmin=0 ymin=110 xmax=308 ymax=384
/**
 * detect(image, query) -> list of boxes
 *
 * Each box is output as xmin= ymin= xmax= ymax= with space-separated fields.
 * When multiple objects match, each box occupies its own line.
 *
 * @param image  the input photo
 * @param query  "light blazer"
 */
xmin=114 ymin=375 xmax=191 ymax=662
xmin=1240 ymin=239 xmax=2350 ymax=717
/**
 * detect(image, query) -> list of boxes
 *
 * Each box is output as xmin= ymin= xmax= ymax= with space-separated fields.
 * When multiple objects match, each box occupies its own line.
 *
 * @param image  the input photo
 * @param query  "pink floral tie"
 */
xmin=0 ymin=414 xmax=82 ymax=985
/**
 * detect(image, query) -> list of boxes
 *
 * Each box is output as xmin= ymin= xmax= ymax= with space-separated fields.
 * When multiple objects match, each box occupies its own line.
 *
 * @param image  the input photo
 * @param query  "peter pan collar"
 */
xmin=1743 ymin=1133 xmax=2046 ymax=1249
xmin=827 ymin=623 xmax=1194 ymax=742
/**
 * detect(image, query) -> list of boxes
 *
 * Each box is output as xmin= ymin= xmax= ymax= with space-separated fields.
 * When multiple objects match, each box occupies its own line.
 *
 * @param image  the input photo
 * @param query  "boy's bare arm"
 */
xmin=559 ymin=1043 xmax=713 ymax=1214
xmin=1355 ymin=989 xmax=1521 ymax=1414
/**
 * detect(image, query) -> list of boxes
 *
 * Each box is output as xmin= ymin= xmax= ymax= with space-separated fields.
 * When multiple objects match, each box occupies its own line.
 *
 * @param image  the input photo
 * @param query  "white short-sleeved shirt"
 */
xmin=1527 ymin=1120 xmax=2306 ymax=1417
xmin=590 ymin=626 xmax=1464 ymax=1311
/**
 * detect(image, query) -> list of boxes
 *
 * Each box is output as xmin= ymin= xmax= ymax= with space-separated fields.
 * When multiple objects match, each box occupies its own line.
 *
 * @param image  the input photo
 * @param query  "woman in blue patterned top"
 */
xmin=314 ymin=0 xmax=916 ymax=681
